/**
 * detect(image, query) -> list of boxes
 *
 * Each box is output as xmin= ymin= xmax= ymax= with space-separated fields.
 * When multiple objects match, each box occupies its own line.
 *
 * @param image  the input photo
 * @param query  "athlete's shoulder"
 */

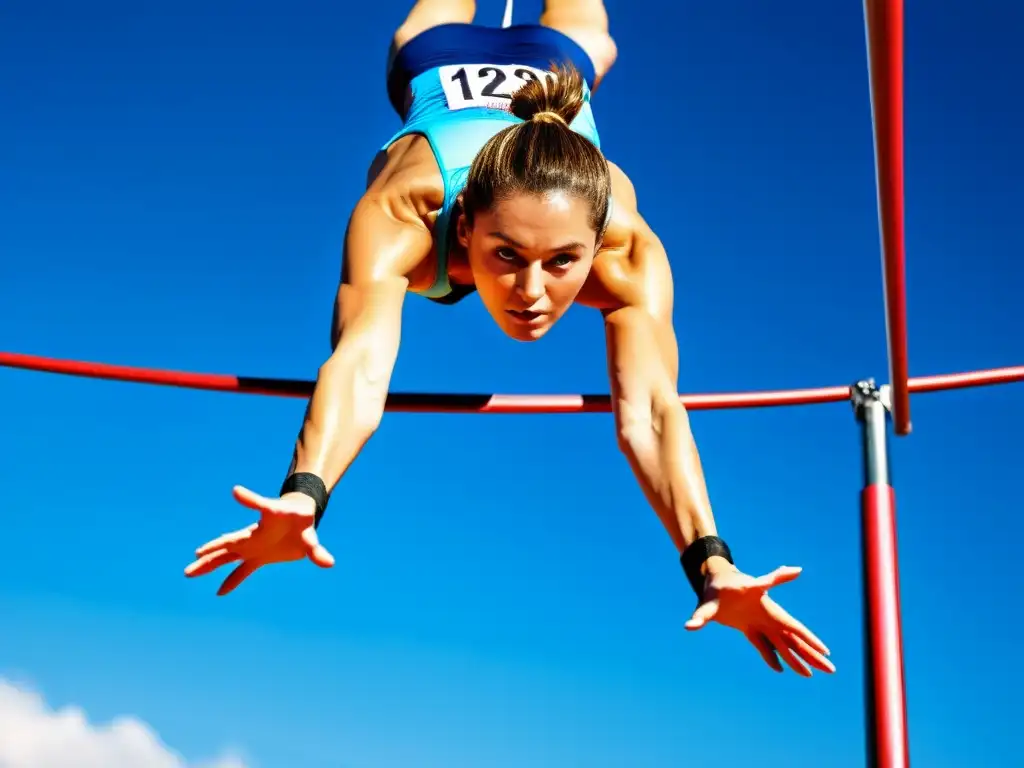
xmin=601 ymin=160 xmax=642 ymax=248
xmin=580 ymin=161 xmax=673 ymax=316
xmin=606 ymin=161 xmax=636 ymax=205
xmin=365 ymin=136 xmax=446 ymax=221
xmin=341 ymin=139 xmax=446 ymax=288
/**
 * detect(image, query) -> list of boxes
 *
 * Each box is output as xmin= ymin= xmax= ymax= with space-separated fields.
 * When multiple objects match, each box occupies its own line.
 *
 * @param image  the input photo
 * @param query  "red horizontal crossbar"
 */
xmin=1 ymin=352 xmax=1021 ymax=413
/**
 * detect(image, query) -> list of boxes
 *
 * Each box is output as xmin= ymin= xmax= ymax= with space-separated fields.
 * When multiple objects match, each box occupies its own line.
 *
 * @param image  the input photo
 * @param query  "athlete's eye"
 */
xmin=549 ymin=253 xmax=576 ymax=268
xmin=495 ymin=247 xmax=517 ymax=261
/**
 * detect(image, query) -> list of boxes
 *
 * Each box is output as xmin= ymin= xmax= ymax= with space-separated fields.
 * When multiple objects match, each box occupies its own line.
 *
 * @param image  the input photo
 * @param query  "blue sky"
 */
xmin=1 ymin=0 xmax=1021 ymax=766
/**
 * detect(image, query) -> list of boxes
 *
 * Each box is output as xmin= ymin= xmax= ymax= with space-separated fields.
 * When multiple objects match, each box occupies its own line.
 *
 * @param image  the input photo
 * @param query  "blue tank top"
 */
xmin=381 ymin=63 xmax=604 ymax=299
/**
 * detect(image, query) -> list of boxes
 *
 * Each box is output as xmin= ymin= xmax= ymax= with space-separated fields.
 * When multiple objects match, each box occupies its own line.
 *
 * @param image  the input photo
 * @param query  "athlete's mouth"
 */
xmin=506 ymin=309 xmax=544 ymax=324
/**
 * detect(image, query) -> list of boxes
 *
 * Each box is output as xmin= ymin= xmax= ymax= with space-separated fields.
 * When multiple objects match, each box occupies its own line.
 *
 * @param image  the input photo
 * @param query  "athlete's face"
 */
xmin=458 ymin=190 xmax=599 ymax=342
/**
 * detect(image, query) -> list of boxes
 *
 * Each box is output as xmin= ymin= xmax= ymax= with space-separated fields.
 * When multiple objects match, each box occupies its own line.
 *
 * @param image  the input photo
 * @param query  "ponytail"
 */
xmin=509 ymin=63 xmax=587 ymax=126
xmin=462 ymin=63 xmax=610 ymax=234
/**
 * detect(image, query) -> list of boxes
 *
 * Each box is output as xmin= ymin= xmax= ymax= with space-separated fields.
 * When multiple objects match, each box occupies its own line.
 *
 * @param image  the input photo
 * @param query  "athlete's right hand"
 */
xmin=184 ymin=485 xmax=336 ymax=596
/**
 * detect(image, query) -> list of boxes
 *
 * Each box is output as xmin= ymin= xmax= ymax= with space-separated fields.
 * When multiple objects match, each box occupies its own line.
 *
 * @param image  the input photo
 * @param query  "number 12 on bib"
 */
xmin=440 ymin=63 xmax=557 ymax=112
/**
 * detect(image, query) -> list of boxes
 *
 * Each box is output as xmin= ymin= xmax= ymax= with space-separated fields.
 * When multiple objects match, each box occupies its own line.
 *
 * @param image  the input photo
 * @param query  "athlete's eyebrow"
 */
xmin=489 ymin=231 xmax=523 ymax=247
xmin=489 ymin=231 xmax=587 ymax=253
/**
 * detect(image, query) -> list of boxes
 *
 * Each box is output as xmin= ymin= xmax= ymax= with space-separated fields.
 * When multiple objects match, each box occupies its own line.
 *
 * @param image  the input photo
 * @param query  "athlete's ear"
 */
xmin=456 ymin=206 xmax=471 ymax=249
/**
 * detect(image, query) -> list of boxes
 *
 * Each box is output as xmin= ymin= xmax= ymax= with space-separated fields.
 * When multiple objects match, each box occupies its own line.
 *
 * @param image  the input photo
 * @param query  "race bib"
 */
xmin=439 ymin=63 xmax=556 ymax=112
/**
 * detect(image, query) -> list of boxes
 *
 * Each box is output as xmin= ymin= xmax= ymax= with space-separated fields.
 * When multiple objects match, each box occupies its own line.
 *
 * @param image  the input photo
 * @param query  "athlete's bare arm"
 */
xmin=285 ymin=183 xmax=435 ymax=493
xmin=183 ymin=180 xmax=436 ymax=595
xmin=184 ymin=138 xmax=454 ymax=595
xmin=583 ymin=166 xmax=834 ymax=677
xmin=582 ymin=163 xmax=721 ymax=566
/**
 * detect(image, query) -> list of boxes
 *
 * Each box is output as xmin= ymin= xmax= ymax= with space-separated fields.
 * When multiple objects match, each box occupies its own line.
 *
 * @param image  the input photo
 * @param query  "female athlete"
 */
xmin=185 ymin=0 xmax=835 ymax=678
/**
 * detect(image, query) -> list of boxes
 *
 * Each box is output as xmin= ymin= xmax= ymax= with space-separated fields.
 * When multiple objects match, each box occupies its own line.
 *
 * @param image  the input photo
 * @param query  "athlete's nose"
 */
xmin=515 ymin=262 xmax=545 ymax=303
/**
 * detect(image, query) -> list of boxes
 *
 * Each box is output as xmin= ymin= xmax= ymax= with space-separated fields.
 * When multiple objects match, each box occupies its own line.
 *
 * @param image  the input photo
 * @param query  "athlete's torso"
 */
xmin=365 ymin=60 xmax=638 ymax=307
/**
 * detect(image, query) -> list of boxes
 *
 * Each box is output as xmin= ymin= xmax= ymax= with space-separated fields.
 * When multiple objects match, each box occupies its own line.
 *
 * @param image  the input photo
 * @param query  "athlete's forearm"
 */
xmin=286 ymin=350 xmax=388 ymax=493
xmin=618 ymin=394 xmax=719 ymax=555
xmin=286 ymin=285 xmax=405 ymax=494
xmin=606 ymin=305 xmax=720 ymax=558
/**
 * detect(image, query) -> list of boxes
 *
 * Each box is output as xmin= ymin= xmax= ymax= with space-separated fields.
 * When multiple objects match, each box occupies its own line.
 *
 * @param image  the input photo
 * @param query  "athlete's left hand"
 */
xmin=684 ymin=562 xmax=835 ymax=676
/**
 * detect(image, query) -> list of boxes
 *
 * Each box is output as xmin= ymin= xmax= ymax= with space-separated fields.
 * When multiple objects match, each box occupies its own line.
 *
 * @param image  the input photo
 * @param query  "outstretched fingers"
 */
xmin=301 ymin=526 xmax=335 ymax=568
xmin=765 ymin=630 xmax=812 ymax=677
xmin=194 ymin=523 xmax=257 ymax=558
xmin=232 ymin=484 xmax=274 ymax=512
xmin=685 ymin=599 xmax=719 ymax=630
xmin=784 ymin=630 xmax=836 ymax=674
xmin=763 ymin=598 xmax=830 ymax=657
xmin=744 ymin=630 xmax=783 ymax=673
xmin=751 ymin=566 xmax=802 ymax=590
xmin=217 ymin=559 xmax=262 ymax=596
xmin=185 ymin=548 xmax=240 ymax=578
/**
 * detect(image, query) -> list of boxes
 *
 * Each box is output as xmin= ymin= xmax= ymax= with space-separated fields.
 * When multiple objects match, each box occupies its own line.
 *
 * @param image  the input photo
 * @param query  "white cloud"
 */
xmin=0 ymin=679 xmax=249 ymax=768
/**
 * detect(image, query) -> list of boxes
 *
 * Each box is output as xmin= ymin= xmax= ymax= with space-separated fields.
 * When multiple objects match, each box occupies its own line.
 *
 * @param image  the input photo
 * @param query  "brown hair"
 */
xmin=461 ymin=63 xmax=611 ymax=235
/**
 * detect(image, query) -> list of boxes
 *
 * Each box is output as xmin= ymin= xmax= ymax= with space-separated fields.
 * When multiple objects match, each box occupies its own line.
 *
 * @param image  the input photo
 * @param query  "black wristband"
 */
xmin=279 ymin=472 xmax=329 ymax=528
xmin=680 ymin=535 xmax=734 ymax=599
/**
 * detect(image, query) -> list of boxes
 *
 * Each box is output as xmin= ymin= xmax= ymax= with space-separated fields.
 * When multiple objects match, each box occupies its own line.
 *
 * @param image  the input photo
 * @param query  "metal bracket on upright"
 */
xmin=851 ymin=379 xmax=893 ymax=488
xmin=851 ymin=378 xmax=893 ymax=418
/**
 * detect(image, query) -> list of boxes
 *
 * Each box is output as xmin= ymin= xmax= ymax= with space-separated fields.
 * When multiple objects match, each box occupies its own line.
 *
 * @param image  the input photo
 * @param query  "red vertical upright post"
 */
xmin=863 ymin=0 xmax=911 ymax=435
xmin=852 ymin=380 xmax=910 ymax=767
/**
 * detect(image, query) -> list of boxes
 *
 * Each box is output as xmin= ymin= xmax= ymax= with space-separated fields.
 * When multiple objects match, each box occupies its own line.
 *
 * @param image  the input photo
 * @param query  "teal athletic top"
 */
xmin=381 ymin=63 xmax=604 ymax=301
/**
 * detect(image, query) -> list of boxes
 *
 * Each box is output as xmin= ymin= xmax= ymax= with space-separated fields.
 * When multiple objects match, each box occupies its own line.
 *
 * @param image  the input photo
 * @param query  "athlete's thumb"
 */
xmin=685 ymin=599 xmax=719 ymax=631
xmin=302 ymin=527 xmax=335 ymax=568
